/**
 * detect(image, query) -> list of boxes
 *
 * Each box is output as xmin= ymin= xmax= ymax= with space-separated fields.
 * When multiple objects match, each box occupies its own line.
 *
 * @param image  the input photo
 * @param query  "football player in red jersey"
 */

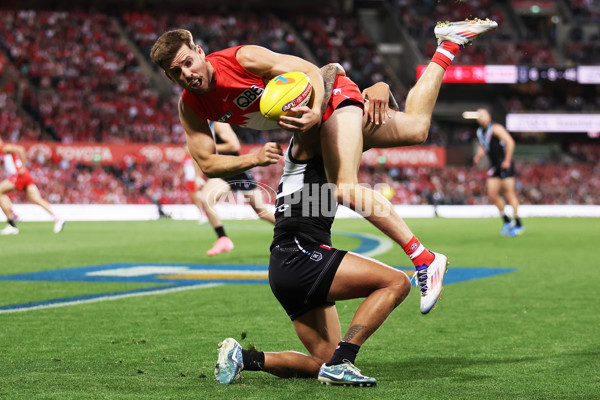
xmin=150 ymin=19 xmax=497 ymax=313
xmin=0 ymin=139 xmax=64 ymax=235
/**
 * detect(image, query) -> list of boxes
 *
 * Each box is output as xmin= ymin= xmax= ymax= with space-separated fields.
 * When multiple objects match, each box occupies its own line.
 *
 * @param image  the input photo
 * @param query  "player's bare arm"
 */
xmin=236 ymin=45 xmax=324 ymax=133
xmin=180 ymin=99 xmax=282 ymax=178
xmin=213 ymin=122 xmax=242 ymax=154
xmin=473 ymin=145 xmax=486 ymax=164
xmin=318 ymin=63 xmax=345 ymax=117
xmin=492 ymin=123 xmax=515 ymax=168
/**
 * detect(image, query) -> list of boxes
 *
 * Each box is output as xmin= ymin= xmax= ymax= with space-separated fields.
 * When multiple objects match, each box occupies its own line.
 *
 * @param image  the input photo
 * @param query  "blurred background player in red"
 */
xmin=473 ymin=108 xmax=524 ymax=237
xmin=0 ymin=138 xmax=64 ymax=235
xmin=196 ymin=122 xmax=275 ymax=255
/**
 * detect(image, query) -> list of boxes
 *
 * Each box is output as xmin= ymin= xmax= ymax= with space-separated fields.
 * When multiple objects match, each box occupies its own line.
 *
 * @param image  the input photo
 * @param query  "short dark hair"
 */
xmin=150 ymin=29 xmax=195 ymax=71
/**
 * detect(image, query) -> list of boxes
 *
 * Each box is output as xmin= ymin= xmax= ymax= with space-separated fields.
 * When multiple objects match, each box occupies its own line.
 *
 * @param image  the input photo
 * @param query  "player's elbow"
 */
xmin=229 ymin=142 xmax=241 ymax=152
xmin=202 ymin=168 xmax=221 ymax=179
xmin=198 ymin=163 xmax=219 ymax=179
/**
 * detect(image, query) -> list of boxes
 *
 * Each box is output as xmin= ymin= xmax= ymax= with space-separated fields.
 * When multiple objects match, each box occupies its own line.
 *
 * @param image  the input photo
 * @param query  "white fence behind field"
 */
xmin=2 ymin=204 xmax=599 ymax=222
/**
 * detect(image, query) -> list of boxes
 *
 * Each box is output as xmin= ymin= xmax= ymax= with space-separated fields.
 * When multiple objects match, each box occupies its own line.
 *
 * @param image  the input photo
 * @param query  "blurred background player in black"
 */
xmin=198 ymin=122 xmax=275 ymax=255
xmin=473 ymin=108 xmax=524 ymax=237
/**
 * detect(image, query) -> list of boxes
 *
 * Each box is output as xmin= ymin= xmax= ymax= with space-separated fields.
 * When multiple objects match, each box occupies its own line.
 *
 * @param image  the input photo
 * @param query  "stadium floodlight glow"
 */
xmin=462 ymin=111 xmax=479 ymax=119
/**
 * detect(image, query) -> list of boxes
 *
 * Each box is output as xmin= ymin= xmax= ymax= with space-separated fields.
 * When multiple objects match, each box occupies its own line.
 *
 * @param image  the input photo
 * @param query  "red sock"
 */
xmin=431 ymin=41 xmax=461 ymax=70
xmin=402 ymin=236 xmax=435 ymax=268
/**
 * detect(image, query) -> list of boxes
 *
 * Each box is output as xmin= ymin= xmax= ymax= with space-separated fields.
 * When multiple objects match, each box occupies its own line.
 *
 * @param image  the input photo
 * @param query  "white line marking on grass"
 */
xmin=359 ymin=234 xmax=394 ymax=257
xmin=0 ymin=283 xmax=222 ymax=314
xmin=334 ymin=231 xmax=394 ymax=258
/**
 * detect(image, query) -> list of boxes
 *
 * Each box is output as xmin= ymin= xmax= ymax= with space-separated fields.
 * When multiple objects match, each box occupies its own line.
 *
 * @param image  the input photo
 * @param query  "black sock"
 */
xmin=241 ymin=348 xmax=265 ymax=371
xmin=8 ymin=219 xmax=17 ymax=228
xmin=515 ymin=217 xmax=522 ymax=227
xmin=215 ymin=226 xmax=226 ymax=238
xmin=325 ymin=341 xmax=360 ymax=366
xmin=502 ymin=214 xmax=511 ymax=224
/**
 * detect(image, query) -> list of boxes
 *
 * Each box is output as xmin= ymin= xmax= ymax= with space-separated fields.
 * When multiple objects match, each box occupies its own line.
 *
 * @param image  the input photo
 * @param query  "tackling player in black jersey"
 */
xmin=215 ymin=120 xmax=447 ymax=386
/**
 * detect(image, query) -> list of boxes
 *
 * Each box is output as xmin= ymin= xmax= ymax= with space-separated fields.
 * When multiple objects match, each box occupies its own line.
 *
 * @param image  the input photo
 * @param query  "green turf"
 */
xmin=0 ymin=218 xmax=598 ymax=399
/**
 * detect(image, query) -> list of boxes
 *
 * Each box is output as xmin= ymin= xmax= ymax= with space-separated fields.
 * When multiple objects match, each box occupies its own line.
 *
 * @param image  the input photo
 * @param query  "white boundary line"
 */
xmin=336 ymin=231 xmax=394 ymax=258
xmin=1 ymin=230 xmax=390 ymax=314
xmin=0 ymin=283 xmax=222 ymax=314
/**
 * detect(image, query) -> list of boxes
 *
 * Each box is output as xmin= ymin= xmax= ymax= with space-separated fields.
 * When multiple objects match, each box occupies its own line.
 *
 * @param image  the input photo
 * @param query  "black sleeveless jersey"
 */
xmin=214 ymin=132 xmax=239 ymax=157
xmin=271 ymin=140 xmax=337 ymax=246
xmin=209 ymin=121 xmax=255 ymax=188
xmin=476 ymin=122 xmax=506 ymax=166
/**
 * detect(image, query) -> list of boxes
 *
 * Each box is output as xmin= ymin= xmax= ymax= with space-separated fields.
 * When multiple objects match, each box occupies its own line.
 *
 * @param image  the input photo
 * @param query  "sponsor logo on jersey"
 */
xmin=234 ymin=85 xmax=264 ymax=110
xmin=217 ymin=111 xmax=233 ymax=123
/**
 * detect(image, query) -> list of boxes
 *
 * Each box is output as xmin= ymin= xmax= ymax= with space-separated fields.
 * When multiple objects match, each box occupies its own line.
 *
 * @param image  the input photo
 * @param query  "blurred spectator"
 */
xmin=3 ymin=144 xmax=598 ymax=206
xmin=0 ymin=10 xmax=183 ymax=144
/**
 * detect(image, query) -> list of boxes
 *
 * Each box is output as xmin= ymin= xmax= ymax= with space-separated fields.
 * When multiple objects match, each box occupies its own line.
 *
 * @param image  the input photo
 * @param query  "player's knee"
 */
xmin=391 ymin=274 xmax=411 ymax=306
xmin=334 ymin=183 xmax=360 ymax=208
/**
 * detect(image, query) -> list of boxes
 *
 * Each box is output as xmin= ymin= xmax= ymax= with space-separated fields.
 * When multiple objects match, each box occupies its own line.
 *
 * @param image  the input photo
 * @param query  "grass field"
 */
xmin=0 ymin=217 xmax=598 ymax=400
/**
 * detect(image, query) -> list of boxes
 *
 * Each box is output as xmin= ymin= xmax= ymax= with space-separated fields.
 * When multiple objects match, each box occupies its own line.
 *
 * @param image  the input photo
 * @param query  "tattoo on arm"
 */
xmin=343 ymin=324 xmax=367 ymax=342
xmin=319 ymin=64 xmax=339 ymax=116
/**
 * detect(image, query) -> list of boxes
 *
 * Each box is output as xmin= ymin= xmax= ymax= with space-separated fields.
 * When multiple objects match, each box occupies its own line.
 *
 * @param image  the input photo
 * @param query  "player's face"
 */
xmin=477 ymin=109 xmax=491 ymax=127
xmin=166 ymin=44 xmax=213 ymax=94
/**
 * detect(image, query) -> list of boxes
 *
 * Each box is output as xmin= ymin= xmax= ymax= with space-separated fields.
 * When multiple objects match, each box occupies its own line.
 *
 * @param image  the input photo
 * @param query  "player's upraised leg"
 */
xmin=363 ymin=18 xmax=498 ymax=150
xmin=322 ymin=106 xmax=447 ymax=314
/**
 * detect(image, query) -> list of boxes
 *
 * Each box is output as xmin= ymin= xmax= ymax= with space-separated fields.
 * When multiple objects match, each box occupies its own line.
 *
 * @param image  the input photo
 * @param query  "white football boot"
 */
xmin=1 ymin=225 xmax=19 ymax=235
xmin=415 ymin=252 xmax=449 ymax=314
xmin=435 ymin=18 xmax=498 ymax=47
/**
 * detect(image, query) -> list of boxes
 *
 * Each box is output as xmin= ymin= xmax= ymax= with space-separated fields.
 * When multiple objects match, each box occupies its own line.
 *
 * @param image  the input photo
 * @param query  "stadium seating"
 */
xmin=0 ymin=2 xmax=599 ymax=207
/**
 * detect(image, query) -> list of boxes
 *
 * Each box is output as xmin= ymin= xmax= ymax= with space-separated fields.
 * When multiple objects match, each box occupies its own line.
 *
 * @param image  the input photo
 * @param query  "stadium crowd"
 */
xmin=0 ymin=1 xmax=599 ymax=208
xmin=3 ymin=143 xmax=598 ymax=206
xmin=0 ymin=10 xmax=183 ymax=144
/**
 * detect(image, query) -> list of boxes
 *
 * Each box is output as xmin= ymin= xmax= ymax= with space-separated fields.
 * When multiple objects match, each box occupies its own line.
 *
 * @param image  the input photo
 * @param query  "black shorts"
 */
xmin=269 ymin=235 xmax=347 ymax=320
xmin=488 ymin=162 xmax=515 ymax=179
xmin=223 ymin=171 xmax=257 ymax=191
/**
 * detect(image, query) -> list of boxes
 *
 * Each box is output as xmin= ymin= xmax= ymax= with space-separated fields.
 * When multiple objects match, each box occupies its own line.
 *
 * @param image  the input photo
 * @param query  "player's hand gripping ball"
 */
xmin=260 ymin=72 xmax=313 ymax=122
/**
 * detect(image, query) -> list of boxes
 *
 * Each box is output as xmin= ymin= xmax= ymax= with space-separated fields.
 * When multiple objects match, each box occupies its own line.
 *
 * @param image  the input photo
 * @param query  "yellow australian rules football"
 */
xmin=260 ymin=72 xmax=313 ymax=122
